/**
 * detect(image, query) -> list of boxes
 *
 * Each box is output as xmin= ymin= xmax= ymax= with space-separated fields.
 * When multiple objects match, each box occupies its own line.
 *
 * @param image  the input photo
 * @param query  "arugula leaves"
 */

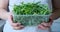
xmin=13 ymin=1 xmax=51 ymax=15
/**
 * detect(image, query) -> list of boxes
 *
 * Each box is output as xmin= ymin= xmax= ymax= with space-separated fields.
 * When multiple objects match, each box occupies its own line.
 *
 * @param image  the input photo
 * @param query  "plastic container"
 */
xmin=12 ymin=0 xmax=52 ymax=26
xmin=13 ymin=15 xmax=50 ymax=26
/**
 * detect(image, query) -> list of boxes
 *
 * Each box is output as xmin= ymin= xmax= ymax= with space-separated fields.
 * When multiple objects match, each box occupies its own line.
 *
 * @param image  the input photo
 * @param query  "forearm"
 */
xmin=0 ymin=8 xmax=9 ymax=20
xmin=50 ymin=9 xmax=60 ymax=20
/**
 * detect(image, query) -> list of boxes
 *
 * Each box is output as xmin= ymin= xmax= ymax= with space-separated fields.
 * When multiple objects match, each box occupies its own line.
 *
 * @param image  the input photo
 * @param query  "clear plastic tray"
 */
xmin=12 ymin=0 xmax=52 ymax=26
xmin=13 ymin=15 xmax=50 ymax=26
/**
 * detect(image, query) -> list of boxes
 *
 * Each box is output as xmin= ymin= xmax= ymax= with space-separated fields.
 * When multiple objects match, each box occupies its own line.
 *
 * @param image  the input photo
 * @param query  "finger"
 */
xmin=13 ymin=25 xmax=24 ymax=30
xmin=41 ymin=22 xmax=51 ymax=27
xmin=13 ymin=27 xmax=21 ymax=30
xmin=11 ymin=23 xmax=22 ymax=27
xmin=19 ymin=25 xmax=24 ymax=29
xmin=38 ymin=24 xmax=49 ymax=30
xmin=38 ymin=24 xmax=46 ymax=30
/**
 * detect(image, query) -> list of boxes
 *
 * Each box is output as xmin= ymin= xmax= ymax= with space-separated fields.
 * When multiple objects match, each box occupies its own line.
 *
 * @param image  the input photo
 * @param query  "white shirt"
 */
xmin=3 ymin=0 xmax=52 ymax=32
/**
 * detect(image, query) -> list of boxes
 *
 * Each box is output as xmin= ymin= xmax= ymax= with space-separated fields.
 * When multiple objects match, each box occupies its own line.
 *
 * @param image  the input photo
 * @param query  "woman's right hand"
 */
xmin=8 ymin=12 xmax=24 ymax=30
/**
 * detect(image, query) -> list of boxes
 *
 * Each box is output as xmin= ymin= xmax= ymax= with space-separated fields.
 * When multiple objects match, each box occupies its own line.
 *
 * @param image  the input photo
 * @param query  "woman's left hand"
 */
xmin=38 ymin=17 xmax=53 ymax=30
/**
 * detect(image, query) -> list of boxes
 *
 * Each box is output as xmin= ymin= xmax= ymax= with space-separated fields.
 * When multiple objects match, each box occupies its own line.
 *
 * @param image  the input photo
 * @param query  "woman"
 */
xmin=0 ymin=0 xmax=60 ymax=32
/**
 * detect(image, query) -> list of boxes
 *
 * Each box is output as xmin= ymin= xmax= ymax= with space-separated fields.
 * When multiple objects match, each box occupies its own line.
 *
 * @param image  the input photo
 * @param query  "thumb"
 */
xmin=48 ymin=17 xmax=53 ymax=25
xmin=8 ymin=12 xmax=13 ymax=24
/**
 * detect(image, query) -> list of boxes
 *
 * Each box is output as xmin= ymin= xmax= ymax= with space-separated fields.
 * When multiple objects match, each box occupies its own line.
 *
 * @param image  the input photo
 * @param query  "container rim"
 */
xmin=13 ymin=14 xmax=51 ymax=16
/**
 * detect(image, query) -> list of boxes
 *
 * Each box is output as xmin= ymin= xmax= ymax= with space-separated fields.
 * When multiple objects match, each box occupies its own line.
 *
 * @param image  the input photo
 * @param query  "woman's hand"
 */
xmin=38 ymin=17 xmax=53 ymax=30
xmin=8 ymin=12 xmax=24 ymax=30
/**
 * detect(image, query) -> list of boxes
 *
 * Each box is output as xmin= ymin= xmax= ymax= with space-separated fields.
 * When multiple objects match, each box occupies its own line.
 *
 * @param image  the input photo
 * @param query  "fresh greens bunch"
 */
xmin=13 ymin=1 xmax=51 ymax=15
